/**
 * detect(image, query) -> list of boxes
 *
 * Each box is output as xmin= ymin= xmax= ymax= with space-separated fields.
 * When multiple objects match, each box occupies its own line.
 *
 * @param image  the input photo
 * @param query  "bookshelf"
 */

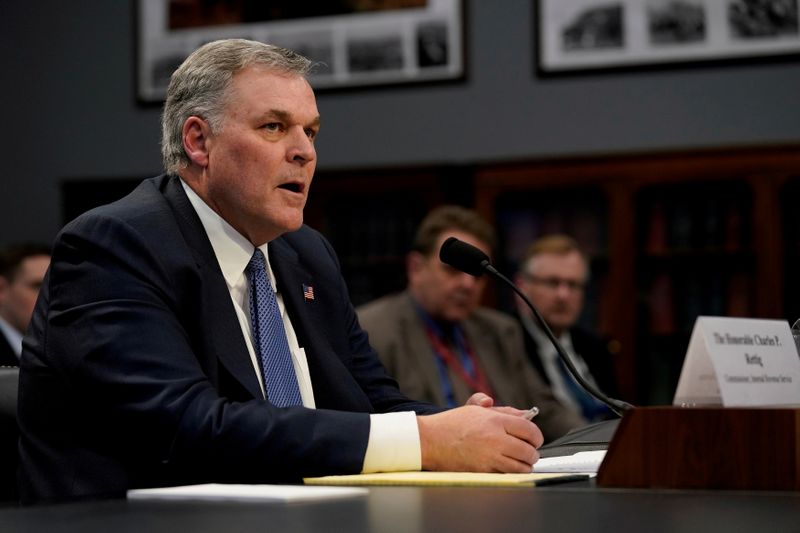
xmin=474 ymin=145 xmax=800 ymax=405
xmin=634 ymin=180 xmax=756 ymax=403
xmin=490 ymin=186 xmax=609 ymax=332
xmin=304 ymin=166 xmax=472 ymax=307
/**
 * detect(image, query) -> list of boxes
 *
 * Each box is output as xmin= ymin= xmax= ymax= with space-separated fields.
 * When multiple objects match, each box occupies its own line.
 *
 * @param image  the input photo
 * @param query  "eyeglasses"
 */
xmin=523 ymin=274 xmax=586 ymax=292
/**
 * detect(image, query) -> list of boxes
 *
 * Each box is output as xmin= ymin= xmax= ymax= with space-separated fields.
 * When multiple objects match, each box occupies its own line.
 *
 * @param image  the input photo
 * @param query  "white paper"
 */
xmin=533 ymin=450 xmax=606 ymax=473
xmin=674 ymin=316 xmax=800 ymax=407
xmin=127 ymin=483 xmax=368 ymax=502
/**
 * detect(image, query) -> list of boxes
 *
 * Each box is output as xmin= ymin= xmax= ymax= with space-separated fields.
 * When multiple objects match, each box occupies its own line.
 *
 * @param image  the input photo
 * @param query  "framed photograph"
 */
xmin=536 ymin=0 xmax=800 ymax=74
xmin=135 ymin=0 xmax=464 ymax=103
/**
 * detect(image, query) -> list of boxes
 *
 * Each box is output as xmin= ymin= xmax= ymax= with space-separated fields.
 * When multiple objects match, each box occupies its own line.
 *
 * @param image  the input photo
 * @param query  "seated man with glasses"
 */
xmin=513 ymin=235 xmax=620 ymax=422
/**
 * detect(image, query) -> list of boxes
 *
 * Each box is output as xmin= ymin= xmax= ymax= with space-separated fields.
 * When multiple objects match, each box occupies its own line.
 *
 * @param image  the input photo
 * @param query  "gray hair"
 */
xmin=161 ymin=39 xmax=313 ymax=173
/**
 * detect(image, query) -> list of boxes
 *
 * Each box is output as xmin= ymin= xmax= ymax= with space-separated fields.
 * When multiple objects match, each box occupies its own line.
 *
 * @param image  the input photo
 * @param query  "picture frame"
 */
xmin=135 ymin=0 xmax=465 ymax=103
xmin=535 ymin=0 xmax=800 ymax=75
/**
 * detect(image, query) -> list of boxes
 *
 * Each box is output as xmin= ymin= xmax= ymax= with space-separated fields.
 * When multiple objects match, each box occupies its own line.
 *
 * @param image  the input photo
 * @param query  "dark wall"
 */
xmin=2 ymin=0 xmax=799 ymax=245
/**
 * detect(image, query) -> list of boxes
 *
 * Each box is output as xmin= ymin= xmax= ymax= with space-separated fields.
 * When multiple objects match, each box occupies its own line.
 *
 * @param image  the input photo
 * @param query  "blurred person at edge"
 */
xmin=0 ymin=242 xmax=50 ymax=366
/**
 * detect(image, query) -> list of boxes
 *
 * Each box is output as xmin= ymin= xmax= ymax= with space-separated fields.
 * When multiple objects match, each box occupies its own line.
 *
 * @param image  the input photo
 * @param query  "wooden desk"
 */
xmin=0 ymin=482 xmax=798 ymax=532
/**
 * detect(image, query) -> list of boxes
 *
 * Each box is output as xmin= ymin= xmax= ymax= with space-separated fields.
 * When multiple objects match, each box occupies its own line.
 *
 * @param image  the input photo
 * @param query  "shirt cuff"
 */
xmin=361 ymin=411 xmax=421 ymax=473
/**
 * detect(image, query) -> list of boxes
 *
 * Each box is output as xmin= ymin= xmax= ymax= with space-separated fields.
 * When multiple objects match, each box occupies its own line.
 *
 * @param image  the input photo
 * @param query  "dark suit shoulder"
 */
xmin=276 ymin=225 xmax=331 ymax=259
xmin=274 ymin=226 xmax=342 ymax=277
xmin=63 ymin=175 xmax=180 ymax=236
xmin=278 ymin=223 xmax=324 ymax=246
xmin=49 ymin=174 xmax=210 ymax=318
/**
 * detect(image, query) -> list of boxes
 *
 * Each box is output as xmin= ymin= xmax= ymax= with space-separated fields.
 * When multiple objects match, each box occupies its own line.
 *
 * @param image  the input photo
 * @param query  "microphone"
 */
xmin=439 ymin=236 xmax=634 ymax=417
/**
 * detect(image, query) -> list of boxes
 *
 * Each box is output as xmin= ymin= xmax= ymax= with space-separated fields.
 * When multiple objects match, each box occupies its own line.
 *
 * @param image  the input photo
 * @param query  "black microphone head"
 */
xmin=439 ymin=237 xmax=491 ymax=276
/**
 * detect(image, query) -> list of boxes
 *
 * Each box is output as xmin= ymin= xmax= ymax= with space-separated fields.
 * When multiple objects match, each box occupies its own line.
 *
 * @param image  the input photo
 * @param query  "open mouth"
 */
xmin=278 ymin=182 xmax=304 ymax=194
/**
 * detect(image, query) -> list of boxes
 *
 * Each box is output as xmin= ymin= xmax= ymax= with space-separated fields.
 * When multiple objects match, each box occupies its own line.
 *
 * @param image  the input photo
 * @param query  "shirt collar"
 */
xmin=180 ymin=179 xmax=274 ymax=290
xmin=0 ymin=316 xmax=22 ymax=358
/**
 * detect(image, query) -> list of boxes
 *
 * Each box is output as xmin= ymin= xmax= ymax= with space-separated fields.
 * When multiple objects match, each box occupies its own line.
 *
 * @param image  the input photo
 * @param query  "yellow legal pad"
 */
xmin=304 ymin=471 xmax=584 ymax=488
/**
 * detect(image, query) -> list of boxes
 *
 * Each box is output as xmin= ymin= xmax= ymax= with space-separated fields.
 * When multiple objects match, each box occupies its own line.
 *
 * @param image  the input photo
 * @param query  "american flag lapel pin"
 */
xmin=302 ymin=283 xmax=315 ymax=301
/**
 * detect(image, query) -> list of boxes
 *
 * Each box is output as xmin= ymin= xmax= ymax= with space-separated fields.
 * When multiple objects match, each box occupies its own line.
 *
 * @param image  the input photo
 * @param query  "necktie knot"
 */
xmin=247 ymin=248 xmax=267 ymax=276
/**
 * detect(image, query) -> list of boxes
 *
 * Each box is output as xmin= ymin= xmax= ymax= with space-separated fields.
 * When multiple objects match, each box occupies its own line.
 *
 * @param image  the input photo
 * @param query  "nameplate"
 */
xmin=673 ymin=316 xmax=800 ymax=407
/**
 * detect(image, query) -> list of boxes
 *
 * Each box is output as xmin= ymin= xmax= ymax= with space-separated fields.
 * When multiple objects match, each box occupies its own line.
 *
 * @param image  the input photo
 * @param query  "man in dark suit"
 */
xmin=18 ymin=39 xmax=543 ymax=504
xmin=358 ymin=206 xmax=584 ymax=442
xmin=514 ymin=235 xmax=619 ymax=423
xmin=0 ymin=242 xmax=48 ymax=503
xmin=0 ymin=243 xmax=50 ymax=367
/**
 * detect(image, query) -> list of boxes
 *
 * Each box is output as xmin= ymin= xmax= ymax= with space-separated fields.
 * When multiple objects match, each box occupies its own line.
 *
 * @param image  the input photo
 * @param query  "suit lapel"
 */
xmin=268 ymin=236 xmax=373 ymax=411
xmin=160 ymin=175 xmax=263 ymax=400
xmin=267 ymin=238 xmax=312 ymax=348
xmin=397 ymin=295 xmax=449 ymax=406
xmin=268 ymin=237 xmax=334 ymax=395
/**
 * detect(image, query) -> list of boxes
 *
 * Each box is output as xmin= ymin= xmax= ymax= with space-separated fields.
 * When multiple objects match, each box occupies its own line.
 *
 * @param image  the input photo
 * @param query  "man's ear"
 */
xmin=406 ymin=251 xmax=426 ymax=278
xmin=182 ymin=116 xmax=211 ymax=167
xmin=0 ymin=276 xmax=9 ymax=305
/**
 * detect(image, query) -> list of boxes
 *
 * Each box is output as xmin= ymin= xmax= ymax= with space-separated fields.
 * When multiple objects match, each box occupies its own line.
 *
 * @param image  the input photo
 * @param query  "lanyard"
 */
xmin=421 ymin=318 xmax=494 ymax=406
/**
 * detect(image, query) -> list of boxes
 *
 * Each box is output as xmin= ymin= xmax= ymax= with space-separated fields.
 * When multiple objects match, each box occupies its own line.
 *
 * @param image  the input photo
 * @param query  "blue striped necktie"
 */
xmin=246 ymin=248 xmax=302 ymax=407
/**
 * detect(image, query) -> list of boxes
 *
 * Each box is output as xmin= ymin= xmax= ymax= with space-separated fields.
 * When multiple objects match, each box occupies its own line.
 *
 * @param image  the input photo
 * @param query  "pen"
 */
xmin=534 ymin=474 xmax=591 ymax=487
xmin=523 ymin=406 xmax=539 ymax=420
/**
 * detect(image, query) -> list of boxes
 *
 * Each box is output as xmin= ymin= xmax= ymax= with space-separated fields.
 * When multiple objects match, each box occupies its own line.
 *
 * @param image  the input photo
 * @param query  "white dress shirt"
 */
xmin=180 ymin=179 xmax=420 ymax=473
xmin=0 ymin=316 xmax=22 ymax=360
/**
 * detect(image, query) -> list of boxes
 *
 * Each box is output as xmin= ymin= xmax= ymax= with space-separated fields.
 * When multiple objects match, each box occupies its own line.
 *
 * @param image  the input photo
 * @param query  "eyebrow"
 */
xmin=263 ymin=109 xmax=320 ymax=129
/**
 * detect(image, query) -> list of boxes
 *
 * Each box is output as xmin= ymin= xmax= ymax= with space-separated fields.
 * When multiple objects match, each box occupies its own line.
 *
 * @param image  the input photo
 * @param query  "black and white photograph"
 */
xmin=562 ymin=4 xmax=624 ymax=51
xmin=269 ymin=30 xmax=335 ymax=77
xmin=728 ymin=0 xmax=799 ymax=39
xmin=347 ymin=35 xmax=405 ymax=74
xmin=417 ymin=20 xmax=450 ymax=67
xmin=537 ymin=0 xmax=800 ymax=74
xmin=648 ymin=0 xmax=707 ymax=45
xmin=136 ymin=0 xmax=464 ymax=102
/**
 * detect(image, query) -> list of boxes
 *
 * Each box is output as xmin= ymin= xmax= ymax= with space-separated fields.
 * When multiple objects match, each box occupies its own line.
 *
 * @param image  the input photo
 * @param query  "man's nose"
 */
xmin=458 ymin=271 xmax=481 ymax=288
xmin=287 ymin=127 xmax=316 ymax=164
xmin=555 ymin=283 xmax=573 ymax=297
